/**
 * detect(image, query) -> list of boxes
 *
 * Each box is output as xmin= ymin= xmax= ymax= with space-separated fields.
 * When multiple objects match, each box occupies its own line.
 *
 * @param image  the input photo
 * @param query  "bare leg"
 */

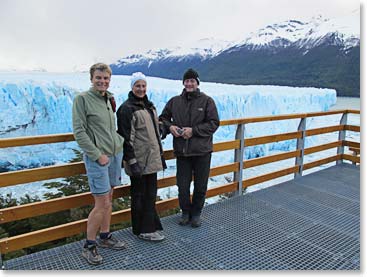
xmin=86 ymin=192 xmax=112 ymax=240
xmin=100 ymin=189 xmax=114 ymax=233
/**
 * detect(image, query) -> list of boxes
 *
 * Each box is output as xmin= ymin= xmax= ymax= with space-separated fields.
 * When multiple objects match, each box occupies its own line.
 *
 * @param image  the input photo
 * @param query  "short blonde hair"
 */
xmin=89 ymin=63 xmax=112 ymax=80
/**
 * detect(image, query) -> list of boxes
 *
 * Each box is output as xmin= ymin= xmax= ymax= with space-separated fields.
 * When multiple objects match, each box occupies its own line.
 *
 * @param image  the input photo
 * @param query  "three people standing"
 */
xmin=73 ymin=65 xmax=218 ymax=265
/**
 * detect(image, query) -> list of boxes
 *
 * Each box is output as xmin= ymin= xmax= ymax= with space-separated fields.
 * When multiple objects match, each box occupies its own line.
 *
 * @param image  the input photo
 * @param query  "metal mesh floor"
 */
xmin=3 ymin=163 xmax=360 ymax=270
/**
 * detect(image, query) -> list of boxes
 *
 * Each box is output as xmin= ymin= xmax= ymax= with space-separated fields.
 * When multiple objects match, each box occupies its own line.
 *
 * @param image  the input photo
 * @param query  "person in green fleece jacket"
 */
xmin=72 ymin=63 xmax=125 ymax=265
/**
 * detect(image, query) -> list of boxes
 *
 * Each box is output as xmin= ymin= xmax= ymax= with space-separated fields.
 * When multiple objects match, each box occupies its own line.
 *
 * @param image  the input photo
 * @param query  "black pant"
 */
xmin=130 ymin=173 xmax=163 ymax=235
xmin=176 ymin=153 xmax=211 ymax=217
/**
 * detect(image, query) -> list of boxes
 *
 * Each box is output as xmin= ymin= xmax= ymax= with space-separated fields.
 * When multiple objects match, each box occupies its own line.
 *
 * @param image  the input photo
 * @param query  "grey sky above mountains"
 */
xmin=0 ymin=0 xmax=360 ymax=72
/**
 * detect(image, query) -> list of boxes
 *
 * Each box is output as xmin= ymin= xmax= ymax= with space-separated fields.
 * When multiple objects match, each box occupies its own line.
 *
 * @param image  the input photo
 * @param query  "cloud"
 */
xmin=0 ymin=0 xmax=360 ymax=72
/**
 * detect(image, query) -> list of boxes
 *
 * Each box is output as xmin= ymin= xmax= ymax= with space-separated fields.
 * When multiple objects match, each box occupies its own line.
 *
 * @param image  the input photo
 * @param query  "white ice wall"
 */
xmin=0 ymin=72 xmax=336 ymax=171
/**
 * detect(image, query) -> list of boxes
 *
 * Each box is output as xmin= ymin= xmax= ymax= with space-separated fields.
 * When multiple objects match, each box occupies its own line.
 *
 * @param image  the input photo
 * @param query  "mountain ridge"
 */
xmin=111 ymin=12 xmax=360 ymax=97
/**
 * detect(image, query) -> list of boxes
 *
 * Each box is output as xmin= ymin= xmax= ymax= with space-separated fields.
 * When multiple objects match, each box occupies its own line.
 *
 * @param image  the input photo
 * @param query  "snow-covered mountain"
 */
xmin=112 ymin=12 xmax=359 ymax=67
xmin=111 ymin=11 xmax=360 ymax=97
xmin=114 ymin=38 xmax=234 ymax=67
xmin=238 ymin=13 xmax=359 ymax=50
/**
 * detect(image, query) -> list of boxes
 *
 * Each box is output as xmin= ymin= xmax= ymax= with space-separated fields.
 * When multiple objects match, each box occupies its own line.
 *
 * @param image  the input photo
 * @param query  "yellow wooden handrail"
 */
xmin=0 ymin=109 xmax=359 ymax=148
xmin=0 ymin=110 xmax=360 ymax=254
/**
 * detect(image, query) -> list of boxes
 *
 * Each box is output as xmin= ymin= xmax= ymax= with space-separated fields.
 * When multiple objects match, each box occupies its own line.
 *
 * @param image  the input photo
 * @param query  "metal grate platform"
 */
xmin=3 ymin=163 xmax=360 ymax=270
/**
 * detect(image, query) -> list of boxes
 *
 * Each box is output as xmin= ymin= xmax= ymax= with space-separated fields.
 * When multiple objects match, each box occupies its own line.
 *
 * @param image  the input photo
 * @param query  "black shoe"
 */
xmin=191 ymin=216 xmax=202 ymax=228
xmin=178 ymin=213 xmax=190 ymax=225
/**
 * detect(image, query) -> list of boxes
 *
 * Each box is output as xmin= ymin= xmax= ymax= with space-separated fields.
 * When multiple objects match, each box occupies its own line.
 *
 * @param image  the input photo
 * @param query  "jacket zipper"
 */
xmin=185 ymin=99 xmax=193 ymax=155
xmin=106 ymin=96 xmax=115 ymax=155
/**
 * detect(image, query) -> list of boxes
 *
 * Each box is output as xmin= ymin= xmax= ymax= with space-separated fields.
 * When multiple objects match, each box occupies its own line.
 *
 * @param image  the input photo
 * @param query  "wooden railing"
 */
xmin=0 ymin=109 xmax=360 ymax=254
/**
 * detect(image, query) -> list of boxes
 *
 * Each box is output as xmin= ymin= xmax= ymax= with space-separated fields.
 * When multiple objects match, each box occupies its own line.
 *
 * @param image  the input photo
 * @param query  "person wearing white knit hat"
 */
xmin=130 ymin=72 xmax=147 ymax=90
xmin=117 ymin=72 xmax=166 ymax=241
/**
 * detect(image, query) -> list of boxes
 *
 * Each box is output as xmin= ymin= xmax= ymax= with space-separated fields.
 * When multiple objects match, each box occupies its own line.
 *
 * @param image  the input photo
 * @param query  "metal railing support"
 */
xmin=0 ymin=250 xmax=4 ymax=269
xmin=294 ymin=117 xmax=306 ymax=178
xmin=337 ymin=112 xmax=348 ymax=165
xmin=233 ymin=124 xmax=245 ymax=194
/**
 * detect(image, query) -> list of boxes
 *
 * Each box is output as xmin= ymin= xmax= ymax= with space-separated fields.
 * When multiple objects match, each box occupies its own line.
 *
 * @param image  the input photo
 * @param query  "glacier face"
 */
xmin=0 ymin=81 xmax=74 ymax=136
xmin=0 ymin=72 xmax=337 ymax=173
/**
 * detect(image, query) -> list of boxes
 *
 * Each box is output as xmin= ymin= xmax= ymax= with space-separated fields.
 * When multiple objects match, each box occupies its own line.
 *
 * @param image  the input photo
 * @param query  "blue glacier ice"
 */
xmin=0 ymin=72 xmax=337 ymax=170
xmin=0 ymin=72 xmax=339 ymax=198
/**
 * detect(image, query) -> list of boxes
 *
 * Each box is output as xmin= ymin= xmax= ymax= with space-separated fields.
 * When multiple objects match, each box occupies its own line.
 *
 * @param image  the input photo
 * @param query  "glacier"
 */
xmin=0 ymin=72 xmax=338 ymax=198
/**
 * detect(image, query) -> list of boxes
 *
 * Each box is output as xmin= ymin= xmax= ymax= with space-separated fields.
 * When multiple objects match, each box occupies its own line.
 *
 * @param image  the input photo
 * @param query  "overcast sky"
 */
xmin=0 ymin=0 xmax=361 ymax=72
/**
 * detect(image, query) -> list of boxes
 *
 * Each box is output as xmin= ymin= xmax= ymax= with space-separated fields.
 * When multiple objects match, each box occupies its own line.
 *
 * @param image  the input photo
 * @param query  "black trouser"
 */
xmin=130 ymin=173 xmax=163 ymax=235
xmin=176 ymin=153 xmax=211 ymax=217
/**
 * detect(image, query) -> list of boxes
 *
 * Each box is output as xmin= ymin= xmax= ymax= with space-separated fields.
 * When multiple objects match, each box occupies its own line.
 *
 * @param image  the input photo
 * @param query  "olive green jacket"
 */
xmin=72 ymin=88 xmax=124 ymax=161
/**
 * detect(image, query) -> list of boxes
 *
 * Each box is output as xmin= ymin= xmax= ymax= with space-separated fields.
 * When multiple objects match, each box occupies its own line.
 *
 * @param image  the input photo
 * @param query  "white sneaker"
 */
xmin=138 ymin=231 xmax=165 ymax=241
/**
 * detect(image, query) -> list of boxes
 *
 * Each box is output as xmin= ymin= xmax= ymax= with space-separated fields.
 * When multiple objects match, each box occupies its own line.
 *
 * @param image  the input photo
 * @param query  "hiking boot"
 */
xmin=97 ymin=234 xmax=126 ymax=250
xmin=82 ymin=244 xmax=103 ymax=265
xmin=178 ymin=213 xmax=190 ymax=225
xmin=138 ymin=231 xmax=165 ymax=242
xmin=191 ymin=215 xmax=202 ymax=228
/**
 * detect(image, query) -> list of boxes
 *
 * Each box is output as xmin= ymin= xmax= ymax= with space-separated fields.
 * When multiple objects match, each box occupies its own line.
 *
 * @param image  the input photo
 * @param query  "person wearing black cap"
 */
xmin=159 ymin=68 xmax=219 ymax=227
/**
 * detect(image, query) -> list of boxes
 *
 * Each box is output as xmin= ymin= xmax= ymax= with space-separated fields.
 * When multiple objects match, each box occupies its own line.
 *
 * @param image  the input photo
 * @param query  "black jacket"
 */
xmin=159 ymin=89 xmax=219 ymax=157
xmin=117 ymin=91 xmax=165 ymax=175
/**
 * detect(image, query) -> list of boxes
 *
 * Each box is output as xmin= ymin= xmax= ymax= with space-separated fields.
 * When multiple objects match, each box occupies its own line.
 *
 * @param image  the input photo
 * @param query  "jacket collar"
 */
xmin=181 ymin=88 xmax=201 ymax=100
xmin=88 ymin=88 xmax=113 ymax=99
xmin=128 ymin=91 xmax=154 ymax=109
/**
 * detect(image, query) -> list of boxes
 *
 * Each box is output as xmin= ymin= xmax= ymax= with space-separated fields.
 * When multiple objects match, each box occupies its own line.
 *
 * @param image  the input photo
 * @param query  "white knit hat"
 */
xmin=130 ymin=72 xmax=147 ymax=89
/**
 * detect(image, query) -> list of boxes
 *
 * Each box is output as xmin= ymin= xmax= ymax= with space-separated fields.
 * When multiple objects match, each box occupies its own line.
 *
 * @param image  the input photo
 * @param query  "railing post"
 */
xmin=0 ymin=251 xmax=4 ymax=270
xmin=233 ymin=124 xmax=245 ymax=195
xmin=294 ymin=117 xmax=306 ymax=178
xmin=337 ymin=112 xmax=348 ymax=165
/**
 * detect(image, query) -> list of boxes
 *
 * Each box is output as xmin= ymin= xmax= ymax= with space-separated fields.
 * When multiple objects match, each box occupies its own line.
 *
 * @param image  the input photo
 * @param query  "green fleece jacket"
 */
xmin=72 ymin=88 xmax=124 ymax=161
